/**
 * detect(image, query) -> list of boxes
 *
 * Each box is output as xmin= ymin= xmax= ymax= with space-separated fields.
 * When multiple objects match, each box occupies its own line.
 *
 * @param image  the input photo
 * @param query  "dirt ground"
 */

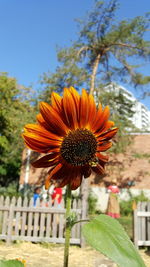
xmin=0 ymin=242 xmax=150 ymax=267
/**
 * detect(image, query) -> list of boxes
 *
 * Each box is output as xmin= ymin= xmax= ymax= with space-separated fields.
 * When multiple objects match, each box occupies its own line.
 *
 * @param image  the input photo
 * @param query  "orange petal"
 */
xmin=22 ymin=133 xmax=61 ymax=153
xmin=45 ymin=177 xmax=51 ymax=190
xmin=95 ymin=121 xmax=115 ymax=136
xmin=62 ymin=88 xmax=78 ymax=129
xmin=79 ymin=89 xmax=89 ymax=128
xmin=36 ymin=113 xmax=51 ymax=131
xmin=70 ymin=87 xmax=80 ymax=121
xmin=96 ymin=153 xmax=109 ymax=163
xmin=51 ymin=92 xmax=62 ymax=113
xmin=97 ymin=141 xmax=112 ymax=152
xmin=22 ymin=137 xmax=49 ymax=153
xmin=92 ymin=106 xmax=110 ymax=133
xmin=97 ymin=128 xmax=118 ymax=141
xmin=87 ymin=94 xmax=97 ymax=127
xmin=90 ymin=103 xmax=102 ymax=129
xmin=40 ymin=102 xmax=69 ymax=136
xmin=24 ymin=124 xmax=62 ymax=141
xmin=32 ymin=153 xmax=59 ymax=168
xmin=23 ymin=132 xmax=61 ymax=146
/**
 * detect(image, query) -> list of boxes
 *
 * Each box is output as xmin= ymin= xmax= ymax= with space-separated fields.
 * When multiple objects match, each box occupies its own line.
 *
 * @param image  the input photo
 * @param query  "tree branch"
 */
xmin=77 ymin=46 xmax=90 ymax=58
xmin=109 ymin=42 xmax=143 ymax=50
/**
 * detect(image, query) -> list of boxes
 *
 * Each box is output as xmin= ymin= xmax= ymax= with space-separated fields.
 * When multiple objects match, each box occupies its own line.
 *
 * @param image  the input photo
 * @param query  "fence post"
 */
xmin=80 ymin=178 xmax=89 ymax=248
xmin=7 ymin=199 xmax=15 ymax=244
xmin=133 ymin=208 xmax=138 ymax=249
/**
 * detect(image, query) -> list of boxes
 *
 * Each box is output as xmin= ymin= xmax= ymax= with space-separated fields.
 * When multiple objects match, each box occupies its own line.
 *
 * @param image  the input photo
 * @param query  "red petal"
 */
xmin=81 ymin=166 xmax=92 ymax=178
xmin=32 ymin=153 xmax=59 ymax=168
xmin=70 ymin=168 xmax=82 ymax=190
xmin=91 ymin=164 xmax=105 ymax=175
xmin=45 ymin=163 xmax=63 ymax=189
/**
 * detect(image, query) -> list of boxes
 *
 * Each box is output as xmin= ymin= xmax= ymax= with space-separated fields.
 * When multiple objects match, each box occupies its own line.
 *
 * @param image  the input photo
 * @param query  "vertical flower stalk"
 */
xmin=63 ymin=185 xmax=72 ymax=267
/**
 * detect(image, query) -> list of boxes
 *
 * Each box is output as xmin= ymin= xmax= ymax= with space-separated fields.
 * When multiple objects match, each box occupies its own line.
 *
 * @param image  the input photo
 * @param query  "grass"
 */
xmin=132 ymin=153 xmax=150 ymax=159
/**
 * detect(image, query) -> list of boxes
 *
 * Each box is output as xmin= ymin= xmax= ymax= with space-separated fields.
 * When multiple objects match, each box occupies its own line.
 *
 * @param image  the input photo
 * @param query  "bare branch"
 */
xmin=77 ymin=46 xmax=90 ymax=58
xmin=109 ymin=42 xmax=144 ymax=50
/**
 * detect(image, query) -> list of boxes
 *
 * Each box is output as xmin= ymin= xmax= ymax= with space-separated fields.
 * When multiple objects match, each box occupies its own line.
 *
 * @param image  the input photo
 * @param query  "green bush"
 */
xmin=120 ymin=191 xmax=149 ymax=217
xmin=88 ymin=192 xmax=98 ymax=215
xmin=0 ymin=182 xmax=33 ymax=199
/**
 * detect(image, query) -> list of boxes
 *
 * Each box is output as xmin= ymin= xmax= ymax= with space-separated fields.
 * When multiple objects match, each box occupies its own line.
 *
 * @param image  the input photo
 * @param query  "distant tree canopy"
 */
xmin=39 ymin=0 xmax=150 ymax=156
xmin=0 ymin=73 xmax=37 ymax=186
xmin=97 ymin=86 xmax=136 ymax=153
xmin=41 ymin=0 xmax=150 ymax=99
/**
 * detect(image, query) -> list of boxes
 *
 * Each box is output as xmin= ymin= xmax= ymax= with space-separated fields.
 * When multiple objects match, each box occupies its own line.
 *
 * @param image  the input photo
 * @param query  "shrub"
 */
xmin=88 ymin=192 xmax=98 ymax=215
xmin=120 ymin=191 xmax=149 ymax=217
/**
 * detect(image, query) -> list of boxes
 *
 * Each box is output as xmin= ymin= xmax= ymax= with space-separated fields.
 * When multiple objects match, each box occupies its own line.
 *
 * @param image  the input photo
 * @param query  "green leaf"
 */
xmin=82 ymin=214 xmax=146 ymax=267
xmin=0 ymin=260 xmax=24 ymax=267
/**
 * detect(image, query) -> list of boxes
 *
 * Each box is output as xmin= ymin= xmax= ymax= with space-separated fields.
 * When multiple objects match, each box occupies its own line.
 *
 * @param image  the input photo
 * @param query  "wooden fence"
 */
xmin=134 ymin=202 xmax=150 ymax=248
xmin=0 ymin=195 xmax=86 ymax=246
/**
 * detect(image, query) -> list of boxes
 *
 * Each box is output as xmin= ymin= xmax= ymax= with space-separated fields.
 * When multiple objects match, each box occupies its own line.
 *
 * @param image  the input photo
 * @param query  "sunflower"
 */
xmin=22 ymin=87 xmax=118 ymax=190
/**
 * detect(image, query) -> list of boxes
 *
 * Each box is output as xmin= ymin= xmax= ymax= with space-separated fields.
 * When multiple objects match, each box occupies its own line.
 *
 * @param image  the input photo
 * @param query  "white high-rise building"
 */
xmin=104 ymin=83 xmax=150 ymax=131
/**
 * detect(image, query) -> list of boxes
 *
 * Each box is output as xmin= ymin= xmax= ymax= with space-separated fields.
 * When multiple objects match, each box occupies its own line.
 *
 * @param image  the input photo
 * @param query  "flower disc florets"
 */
xmin=60 ymin=128 xmax=97 ymax=166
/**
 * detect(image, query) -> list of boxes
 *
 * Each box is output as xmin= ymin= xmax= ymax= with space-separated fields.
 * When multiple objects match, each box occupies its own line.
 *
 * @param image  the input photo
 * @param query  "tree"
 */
xmin=41 ymin=0 xmax=150 ymax=97
xmin=0 ymin=73 xmax=37 ymax=186
xmin=96 ymin=85 xmax=136 ymax=153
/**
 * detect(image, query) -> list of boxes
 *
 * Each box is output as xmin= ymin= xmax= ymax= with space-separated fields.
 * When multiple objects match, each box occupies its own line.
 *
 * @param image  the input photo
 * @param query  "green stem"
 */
xmin=63 ymin=185 xmax=72 ymax=267
xmin=73 ymin=219 xmax=90 ymax=225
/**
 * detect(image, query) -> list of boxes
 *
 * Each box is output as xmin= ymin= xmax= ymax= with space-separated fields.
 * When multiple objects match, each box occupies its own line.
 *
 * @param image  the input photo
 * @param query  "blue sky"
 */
xmin=0 ymin=0 xmax=150 ymax=108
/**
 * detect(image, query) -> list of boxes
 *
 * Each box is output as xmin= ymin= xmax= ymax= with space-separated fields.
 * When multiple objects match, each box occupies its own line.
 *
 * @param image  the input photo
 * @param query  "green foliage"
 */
xmin=97 ymin=88 xmax=136 ymax=153
xmin=0 ymin=260 xmax=24 ymax=267
xmin=0 ymin=182 xmax=34 ymax=198
xmin=132 ymin=153 xmax=150 ymax=159
xmin=82 ymin=214 xmax=146 ymax=267
xmin=41 ymin=0 xmax=150 ymax=97
xmin=0 ymin=183 xmax=21 ymax=198
xmin=0 ymin=72 xmax=37 ymax=186
xmin=120 ymin=191 xmax=149 ymax=217
xmin=88 ymin=192 xmax=98 ymax=215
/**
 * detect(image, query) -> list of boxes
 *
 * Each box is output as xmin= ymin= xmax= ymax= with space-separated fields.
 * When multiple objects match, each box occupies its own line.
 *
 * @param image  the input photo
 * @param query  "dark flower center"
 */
xmin=60 ymin=128 xmax=97 ymax=166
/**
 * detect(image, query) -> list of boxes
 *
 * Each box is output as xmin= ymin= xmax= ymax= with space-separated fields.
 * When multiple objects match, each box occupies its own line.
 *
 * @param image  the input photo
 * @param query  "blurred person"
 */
xmin=106 ymin=178 xmax=120 ymax=218
xmin=33 ymin=186 xmax=41 ymax=206
xmin=51 ymin=181 xmax=62 ymax=207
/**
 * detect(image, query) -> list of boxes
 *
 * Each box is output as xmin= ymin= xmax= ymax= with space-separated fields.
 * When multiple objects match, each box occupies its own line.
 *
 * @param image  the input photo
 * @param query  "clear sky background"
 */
xmin=0 ymin=0 xmax=150 ymax=108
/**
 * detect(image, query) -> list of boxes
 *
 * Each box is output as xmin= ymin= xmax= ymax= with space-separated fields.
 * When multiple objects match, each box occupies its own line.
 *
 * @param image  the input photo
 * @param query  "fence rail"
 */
xmin=133 ymin=202 xmax=150 ymax=248
xmin=0 ymin=195 xmax=85 ymax=246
